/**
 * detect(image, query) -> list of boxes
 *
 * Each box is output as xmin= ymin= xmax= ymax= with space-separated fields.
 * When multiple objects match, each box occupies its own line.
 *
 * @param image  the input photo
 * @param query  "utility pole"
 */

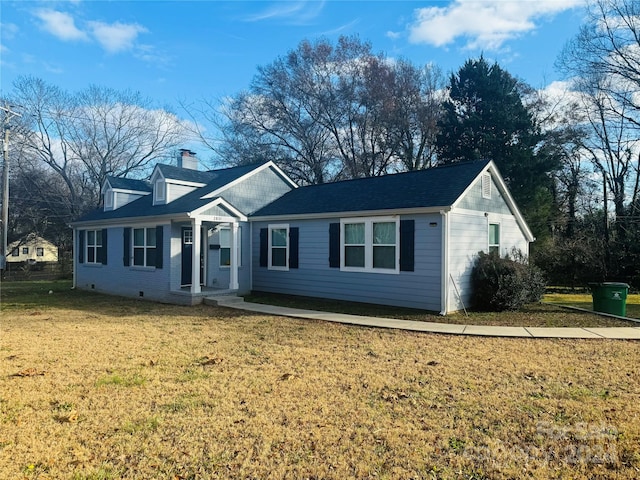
xmin=1 ymin=104 xmax=21 ymax=270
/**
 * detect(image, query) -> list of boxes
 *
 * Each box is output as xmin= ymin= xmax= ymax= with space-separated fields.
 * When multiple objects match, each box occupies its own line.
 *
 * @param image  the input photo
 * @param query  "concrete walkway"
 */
xmin=205 ymin=296 xmax=640 ymax=340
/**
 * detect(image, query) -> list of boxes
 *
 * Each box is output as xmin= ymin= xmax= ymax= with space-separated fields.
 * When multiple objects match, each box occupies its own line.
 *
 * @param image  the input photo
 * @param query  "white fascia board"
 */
xmin=249 ymin=206 xmax=452 ymax=222
xmin=201 ymin=161 xmax=298 ymax=200
xmin=451 ymin=160 xmax=535 ymax=243
xmin=112 ymin=188 xmax=151 ymax=196
xmin=189 ymin=198 xmax=248 ymax=222
xmin=166 ymin=179 xmax=206 ymax=188
xmin=149 ymin=166 xmax=164 ymax=184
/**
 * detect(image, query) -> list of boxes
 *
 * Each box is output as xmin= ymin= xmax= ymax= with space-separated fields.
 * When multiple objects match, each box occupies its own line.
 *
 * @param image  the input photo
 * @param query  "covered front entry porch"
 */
xmin=170 ymin=207 xmax=248 ymax=302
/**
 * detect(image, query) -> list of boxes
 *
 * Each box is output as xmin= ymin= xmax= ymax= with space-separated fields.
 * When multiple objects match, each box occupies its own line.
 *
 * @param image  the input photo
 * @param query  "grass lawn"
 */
xmin=545 ymin=292 xmax=640 ymax=320
xmin=1 ymin=281 xmax=639 ymax=479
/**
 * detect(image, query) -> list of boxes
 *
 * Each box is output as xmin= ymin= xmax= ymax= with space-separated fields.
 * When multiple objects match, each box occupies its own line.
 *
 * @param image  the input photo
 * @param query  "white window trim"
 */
xmin=86 ymin=229 xmax=103 ymax=265
xmin=488 ymin=222 xmax=500 ymax=255
xmin=132 ymin=226 xmax=157 ymax=268
xmin=219 ymin=226 xmax=242 ymax=268
xmin=268 ymin=224 xmax=289 ymax=271
xmin=340 ymin=216 xmax=400 ymax=274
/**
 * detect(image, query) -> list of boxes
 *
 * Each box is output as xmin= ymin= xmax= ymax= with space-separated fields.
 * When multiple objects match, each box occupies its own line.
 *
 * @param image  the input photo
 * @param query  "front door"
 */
xmin=181 ymin=227 xmax=193 ymax=286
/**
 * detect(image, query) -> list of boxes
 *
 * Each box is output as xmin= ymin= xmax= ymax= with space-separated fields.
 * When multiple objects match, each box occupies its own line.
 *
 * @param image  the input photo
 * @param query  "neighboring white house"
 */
xmin=7 ymin=235 xmax=59 ymax=264
xmin=71 ymin=153 xmax=534 ymax=314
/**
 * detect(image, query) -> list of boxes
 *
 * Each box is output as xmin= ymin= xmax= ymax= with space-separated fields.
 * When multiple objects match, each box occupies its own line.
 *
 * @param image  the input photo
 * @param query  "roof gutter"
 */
xmin=69 ymin=213 xmax=191 ymax=228
xmin=249 ymin=206 xmax=452 ymax=222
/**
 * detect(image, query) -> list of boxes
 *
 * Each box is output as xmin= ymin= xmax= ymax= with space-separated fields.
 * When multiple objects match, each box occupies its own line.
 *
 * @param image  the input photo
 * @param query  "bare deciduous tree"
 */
xmin=9 ymin=76 xmax=187 ymax=214
xmin=189 ymin=36 xmax=443 ymax=184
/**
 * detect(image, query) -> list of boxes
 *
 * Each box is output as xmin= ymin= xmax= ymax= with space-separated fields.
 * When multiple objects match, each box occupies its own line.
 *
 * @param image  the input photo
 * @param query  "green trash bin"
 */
xmin=588 ymin=282 xmax=629 ymax=317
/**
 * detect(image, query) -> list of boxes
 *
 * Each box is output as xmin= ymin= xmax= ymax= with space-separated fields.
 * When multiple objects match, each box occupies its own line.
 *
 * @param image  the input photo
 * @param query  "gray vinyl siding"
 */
xmin=114 ymin=191 xmax=145 ymax=209
xmin=167 ymin=183 xmax=197 ymax=202
xmin=75 ymin=225 xmax=171 ymax=302
xmin=251 ymin=215 xmax=442 ymax=311
xmin=456 ymin=175 xmax=512 ymax=215
xmin=220 ymin=167 xmax=294 ymax=215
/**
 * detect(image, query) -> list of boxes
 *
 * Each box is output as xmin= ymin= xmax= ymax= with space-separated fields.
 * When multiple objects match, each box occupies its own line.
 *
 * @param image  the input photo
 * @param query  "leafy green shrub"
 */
xmin=471 ymin=250 xmax=546 ymax=311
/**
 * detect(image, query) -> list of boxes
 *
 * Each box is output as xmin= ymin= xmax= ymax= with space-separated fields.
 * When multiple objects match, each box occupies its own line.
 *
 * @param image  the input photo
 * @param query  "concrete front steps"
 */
xmin=203 ymin=294 xmax=245 ymax=307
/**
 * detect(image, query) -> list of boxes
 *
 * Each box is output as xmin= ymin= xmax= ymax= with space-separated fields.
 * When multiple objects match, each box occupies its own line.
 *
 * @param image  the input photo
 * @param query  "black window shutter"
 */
xmin=123 ymin=227 xmax=131 ymax=266
xmin=289 ymin=227 xmax=299 ymax=269
xmin=155 ymin=225 xmax=163 ymax=269
xmin=259 ymin=228 xmax=268 ymax=267
xmin=329 ymin=223 xmax=340 ymax=268
xmin=78 ymin=230 xmax=84 ymax=264
xmin=400 ymin=219 xmax=415 ymax=272
xmin=101 ymin=229 xmax=108 ymax=265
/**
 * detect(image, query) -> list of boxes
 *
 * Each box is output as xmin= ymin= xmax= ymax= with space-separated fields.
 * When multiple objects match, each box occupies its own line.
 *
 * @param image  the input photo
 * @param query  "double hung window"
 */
xmin=86 ymin=230 xmax=103 ymax=264
xmin=269 ymin=225 xmax=289 ymax=270
xmin=133 ymin=227 xmax=156 ymax=267
xmin=489 ymin=223 xmax=500 ymax=254
xmin=341 ymin=217 xmax=399 ymax=273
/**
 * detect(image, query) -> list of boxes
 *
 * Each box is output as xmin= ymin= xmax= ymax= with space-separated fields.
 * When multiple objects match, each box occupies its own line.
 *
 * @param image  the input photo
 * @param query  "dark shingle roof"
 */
xmin=253 ymin=160 xmax=490 ymax=217
xmin=77 ymin=163 xmax=266 ymax=223
xmin=156 ymin=164 xmax=217 ymax=184
xmin=106 ymin=176 xmax=151 ymax=192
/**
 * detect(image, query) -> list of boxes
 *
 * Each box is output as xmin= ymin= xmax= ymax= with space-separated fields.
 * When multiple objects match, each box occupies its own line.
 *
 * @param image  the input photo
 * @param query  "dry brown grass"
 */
xmin=1 ymin=283 xmax=639 ymax=479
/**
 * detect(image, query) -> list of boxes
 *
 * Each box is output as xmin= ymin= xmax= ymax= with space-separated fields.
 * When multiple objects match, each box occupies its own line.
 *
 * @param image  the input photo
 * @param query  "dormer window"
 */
xmin=155 ymin=179 xmax=166 ymax=203
xmin=104 ymin=188 xmax=114 ymax=209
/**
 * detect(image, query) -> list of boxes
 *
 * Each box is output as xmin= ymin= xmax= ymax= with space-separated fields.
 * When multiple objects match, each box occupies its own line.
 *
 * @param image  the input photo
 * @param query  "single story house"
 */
xmin=7 ymin=234 xmax=59 ymax=264
xmin=71 ymin=151 xmax=534 ymax=314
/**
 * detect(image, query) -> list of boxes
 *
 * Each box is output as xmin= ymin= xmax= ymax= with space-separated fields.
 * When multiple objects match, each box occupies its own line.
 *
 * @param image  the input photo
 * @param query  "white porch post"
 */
xmin=72 ymin=228 xmax=77 ymax=289
xmin=191 ymin=217 xmax=201 ymax=294
xmin=229 ymin=221 xmax=239 ymax=290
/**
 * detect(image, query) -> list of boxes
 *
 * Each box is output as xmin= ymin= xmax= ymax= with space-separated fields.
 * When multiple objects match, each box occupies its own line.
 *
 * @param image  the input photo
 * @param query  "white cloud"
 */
xmin=88 ymin=21 xmax=148 ymax=54
xmin=31 ymin=9 xmax=148 ymax=55
xmin=245 ymin=0 xmax=326 ymax=24
xmin=33 ymin=9 xmax=88 ymax=42
xmin=409 ymin=0 xmax=587 ymax=51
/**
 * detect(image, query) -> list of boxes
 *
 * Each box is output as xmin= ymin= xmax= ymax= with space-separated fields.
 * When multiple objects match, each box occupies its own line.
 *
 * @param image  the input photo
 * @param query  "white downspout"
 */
xmin=229 ymin=221 xmax=239 ymax=290
xmin=439 ymin=210 xmax=449 ymax=315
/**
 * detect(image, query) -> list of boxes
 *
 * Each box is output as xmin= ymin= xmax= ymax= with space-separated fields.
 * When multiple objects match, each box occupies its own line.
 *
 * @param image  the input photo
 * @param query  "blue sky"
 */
xmin=1 ymin=0 xmax=587 ymax=109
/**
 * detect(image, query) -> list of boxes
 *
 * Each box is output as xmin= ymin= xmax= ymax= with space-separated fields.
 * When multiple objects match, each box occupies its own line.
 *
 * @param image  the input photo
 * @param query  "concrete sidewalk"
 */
xmin=206 ymin=296 xmax=640 ymax=339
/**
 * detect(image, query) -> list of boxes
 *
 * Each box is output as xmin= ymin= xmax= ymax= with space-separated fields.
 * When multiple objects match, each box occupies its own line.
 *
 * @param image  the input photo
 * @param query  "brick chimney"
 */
xmin=177 ymin=149 xmax=199 ymax=170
